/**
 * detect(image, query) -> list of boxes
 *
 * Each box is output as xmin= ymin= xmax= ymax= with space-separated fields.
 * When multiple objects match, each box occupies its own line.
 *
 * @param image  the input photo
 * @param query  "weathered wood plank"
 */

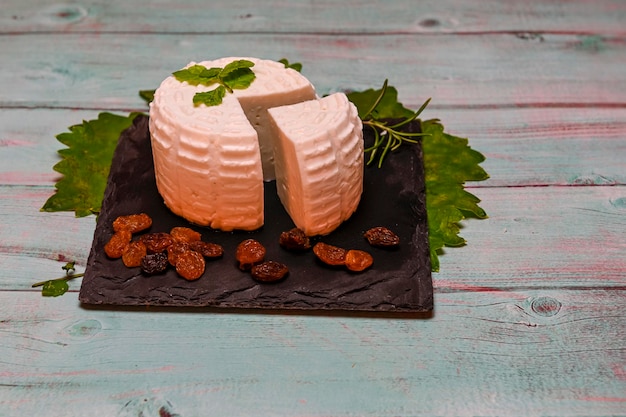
xmin=1 ymin=185 xmax=624 ymax=291
xmin=1 ymin=33 xmax=625 ymax=109
xmin=2 ymin=107 xmax=624 ymax=189
xmin=0 ymin=289 xmax=623 ymax=416
xmin=3 ymin=0 xmax=626 ymax=35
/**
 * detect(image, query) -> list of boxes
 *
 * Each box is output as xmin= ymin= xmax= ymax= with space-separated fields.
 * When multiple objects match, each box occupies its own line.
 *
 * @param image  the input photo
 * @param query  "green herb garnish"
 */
xmin=32 ymin=261 xmax=84 ymax=297
xmin=348 ymin=79 xmax=431 ymax=168
xmin=279 ymin=58 xmax=303 ymax=72
xmin=41 ymin=112 xmax=141 ymax=217
xmin=173 ymin=60 xmax=256 ymax=107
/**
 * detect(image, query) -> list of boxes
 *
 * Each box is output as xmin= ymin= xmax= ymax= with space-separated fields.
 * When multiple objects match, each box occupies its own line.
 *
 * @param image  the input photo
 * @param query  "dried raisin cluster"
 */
xmin=104 ymin=212 xmax=400 ymax=284
xmin=104 ymin=213 xmax=223 ymax=281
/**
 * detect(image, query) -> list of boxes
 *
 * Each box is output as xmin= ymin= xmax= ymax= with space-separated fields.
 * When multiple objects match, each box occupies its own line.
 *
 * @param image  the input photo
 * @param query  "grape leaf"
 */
xmin=348 ymin=85 xmax=414 ymax=120
xmin=41 ymin=112 xmax=141 ymax=217
xmin=346 ymin=86 xmax=489 ymax=272
xmin=421 ymin=119 xmax=489 ymax=271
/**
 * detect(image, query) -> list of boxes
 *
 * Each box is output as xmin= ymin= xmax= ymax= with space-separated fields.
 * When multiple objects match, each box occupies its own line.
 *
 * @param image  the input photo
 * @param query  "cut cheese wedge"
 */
xmin=268 ymin=93 xmax=364 ymax=236
xmin=149 ymin=57 xmax=316 ymax=231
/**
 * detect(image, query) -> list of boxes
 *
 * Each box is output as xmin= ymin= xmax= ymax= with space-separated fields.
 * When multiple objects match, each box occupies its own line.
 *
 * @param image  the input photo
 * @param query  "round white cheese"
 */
xmin=149 ymin=57 xmax=316 ymax=231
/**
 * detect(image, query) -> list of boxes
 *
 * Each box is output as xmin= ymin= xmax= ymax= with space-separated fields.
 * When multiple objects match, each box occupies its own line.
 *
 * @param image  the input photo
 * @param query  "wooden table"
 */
xmin=1 ymin=1 xmax=625 ymax=415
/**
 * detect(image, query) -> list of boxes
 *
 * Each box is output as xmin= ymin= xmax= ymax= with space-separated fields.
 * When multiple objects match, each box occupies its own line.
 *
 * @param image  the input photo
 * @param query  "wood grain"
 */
xmin=1 ymin=33 xmax=625 ymax=109
xmin=1 ymin=289 xmax=624 ymax=416
xmin=3 ymin=0 xmax=626 ymax=35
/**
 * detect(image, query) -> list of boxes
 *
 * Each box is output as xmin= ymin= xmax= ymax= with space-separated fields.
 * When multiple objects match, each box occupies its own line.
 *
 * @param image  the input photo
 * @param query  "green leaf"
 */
xmin=41 ymin=112 xmax=141 ymax=217
xmin=220 ymin=59 xmax=255 ymax=78
xmin=279 ymin=58 xmax=303 ymax=72
xmin=139 ymin=89 xmax=155 ymax=104
xmin=221 ymin=68 xmax=256 ymax=91
xmin=193 ymin=86 xmax=226 ymax=106
xmin=421 ymin=118 xmax=489 ymax=271
xmin=347 ymin=85 xmax=414 ymax=120
xmin=347 ymin=84 xmax=489 ymax=272
xmin=173 ymin=65 xmax=221 ymax=86
xmin=42 ymin=279 xmax=69 ymax=297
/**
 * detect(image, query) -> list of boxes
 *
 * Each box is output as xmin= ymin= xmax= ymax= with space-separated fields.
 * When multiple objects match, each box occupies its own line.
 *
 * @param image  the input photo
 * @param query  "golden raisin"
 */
xmin=140 ymin=232 xmax=174 ymax=253
xmin=170 ymin=226 xmax=202 ymax=243
xmin=122 ymin=240 xmax=147 ymax=267
xmin=190 ymin=241 xmax=224 ymax=259
xmin=251 ymin=261 xmax=289 ymax=282
xmin=279 ymin=228 xmax=311 ymax=251
xmin=345 ymin=249 xmax=374 ymax=272
xmin=312 ymin=242 xmax=347 ymax=266
xmin=364 ymin=227 xmax=400 ymax=247
xmin=104 ymin=230 xmax=132 ymax=259
xmin=167 ymin=241 xmax=190 ymax=267
xmin=236 ymin=239 xmax=266 ymax=271
xmin=175 ymin=250 xmax=206 ymax=281
xmin=113 ymin=213 xmax=152 ymax=234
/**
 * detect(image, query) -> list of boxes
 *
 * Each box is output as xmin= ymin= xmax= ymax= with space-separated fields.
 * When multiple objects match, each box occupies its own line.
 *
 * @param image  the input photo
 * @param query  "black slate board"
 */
xmin=79 ymin=115 xmax=433 ymax=313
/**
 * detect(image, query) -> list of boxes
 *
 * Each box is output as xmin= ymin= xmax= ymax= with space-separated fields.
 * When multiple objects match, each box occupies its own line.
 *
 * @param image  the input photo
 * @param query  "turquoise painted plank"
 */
xmin=0 ymin=33 xmax=625 ymax=109
xmin=3 ymin=0 xmax=626 ymax=35
xmin=0 ymin=289 xmax=624 ymax=416
xmin=1 ymin=185 xmax=624 ymax=291
xmin=2 ymin=107 xmax=625 ymax=188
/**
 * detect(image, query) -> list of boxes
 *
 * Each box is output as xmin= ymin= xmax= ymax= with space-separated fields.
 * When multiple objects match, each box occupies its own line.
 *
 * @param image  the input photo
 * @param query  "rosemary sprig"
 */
xmin=361 ymin=79 xmax=431 ymax=168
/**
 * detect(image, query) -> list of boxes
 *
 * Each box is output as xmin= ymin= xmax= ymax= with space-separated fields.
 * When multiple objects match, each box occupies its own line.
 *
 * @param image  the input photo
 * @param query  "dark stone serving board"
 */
xmin=79 ymin=115 xmax=433 ymax=313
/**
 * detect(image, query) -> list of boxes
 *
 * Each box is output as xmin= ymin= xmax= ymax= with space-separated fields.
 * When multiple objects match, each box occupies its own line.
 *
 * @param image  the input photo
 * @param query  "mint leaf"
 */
xmin=220 ymin=59 xmax=255 ymax=77
xmin=193 ymin=86 xmax=226 ymax=106
xmin=173 ymin=65 xmax=220 ymax=86
xmin=41 ymin=112 xmax=141 ymax=217
xmin=279 ymin=58 xmax=303 ymax=72
xmin=173 ymin=60 xmax=256 ymax=107
xmin=222 ymin=68 xmax=256 ymax=91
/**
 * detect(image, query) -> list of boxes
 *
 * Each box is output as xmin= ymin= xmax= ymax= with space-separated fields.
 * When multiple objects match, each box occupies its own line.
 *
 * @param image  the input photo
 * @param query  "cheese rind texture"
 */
xmin=269 ymin=93 xmax=364 ymax=236
xmin=149 ymin=57 xmax=316 ymax=230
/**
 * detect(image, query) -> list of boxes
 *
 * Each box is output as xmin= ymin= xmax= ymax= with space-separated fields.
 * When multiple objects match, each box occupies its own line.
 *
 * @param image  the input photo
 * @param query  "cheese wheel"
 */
xmin=149 ymin=57 xmax=316 ymax=231
xmin=268 ymin=93 xmax=364 ymax=236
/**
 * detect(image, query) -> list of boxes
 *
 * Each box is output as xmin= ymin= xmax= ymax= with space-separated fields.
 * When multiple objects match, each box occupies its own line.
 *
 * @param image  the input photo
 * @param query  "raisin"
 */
xmin=279 ymin=227 xmax=311 ymax=251
xmin=175 ymin=250 xmax=206 ymax=281
xmin=190 ymin=241 xmax=224 ymax=259
xmin=235 ymin=239 xmax=266 ymax=271
xmin=122 ymin=240 xmax=147 ymax=268
xmin=170 ymin=226 xmax=202 ymax=243
xmin=113 ymin=213 xmax=152 ymax=234
xmin=141 ymin=252 xmax=169 ymax=275
xmin=104 ymin=230 xmax=132 ymax=259
xmin=345 ymin=249 xmax=374 ymax=272
xmin=140 ymin=232 xmax=174 ymax=253
xmin=364 ymin=226 xmax=400 ymax=247
xmin=312 ymin=242 xmax=347 ymax=266
xmin=167 ymin=241 xmax=190 ymax=267
xmin=251 ymin=261 xmax=289 ymax=283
